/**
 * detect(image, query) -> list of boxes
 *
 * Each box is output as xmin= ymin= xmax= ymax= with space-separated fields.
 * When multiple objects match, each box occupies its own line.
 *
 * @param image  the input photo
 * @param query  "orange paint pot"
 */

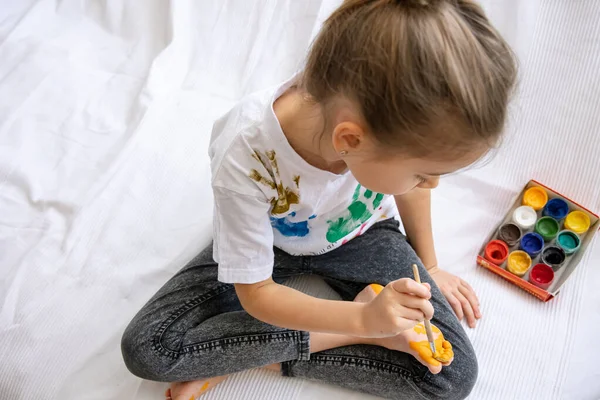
xmin=506 ymin=250 xmax=532 ymax=277
xmin=522 ymin=187 xmax=548 ymax=211
xmin=484 ymin=240 xmax=509 ymax=264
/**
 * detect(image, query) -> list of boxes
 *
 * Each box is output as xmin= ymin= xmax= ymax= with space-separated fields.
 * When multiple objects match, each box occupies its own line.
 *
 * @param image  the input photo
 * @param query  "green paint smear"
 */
xmin=326 ymin=184 xmax=385 ymax=243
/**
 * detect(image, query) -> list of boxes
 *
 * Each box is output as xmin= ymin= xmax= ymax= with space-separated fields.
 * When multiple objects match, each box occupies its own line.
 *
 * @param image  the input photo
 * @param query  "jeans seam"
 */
xmin=180 ymin=331 xmax=306 ymax=354
xmin=151 ymin=284 xmax=231 ymax=358
xmin=308 ymin=354 xmax=423 ymax=381
xmin=287 ymin=354 xmax=430 ymax=400
xmin=151 ymin=284 xmax=310 ymax=360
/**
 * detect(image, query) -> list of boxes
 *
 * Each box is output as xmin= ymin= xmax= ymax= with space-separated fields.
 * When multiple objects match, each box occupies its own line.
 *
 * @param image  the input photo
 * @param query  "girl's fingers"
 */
xmin=395 ymin=295 xmax=434 ymax=320
xmin=458 ymin=283 xmax=481 ymax=319
xmin=455 ymin=291 xmax=476 ymax=328
xmin=460 ymin=279 xmax=479 ymax=305
xmin=390 ymin=278 xmax=431 ymax=299
xmin=443 ymin=289 xmax=464 ymax=321
xmin=395 ymin=305 xmax=427 ymax=322
xmin=461 ymin=279 xmax=475 ymax=294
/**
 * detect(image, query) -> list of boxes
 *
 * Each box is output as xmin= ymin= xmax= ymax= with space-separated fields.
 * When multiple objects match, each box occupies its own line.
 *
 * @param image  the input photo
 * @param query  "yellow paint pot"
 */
xmin=564 ymin=211 xmax=591 ymax=234
xmin=522 ymin=187 xmax=548 ymax=211
xmin=506 ymin=250 xmax=532 ymax=277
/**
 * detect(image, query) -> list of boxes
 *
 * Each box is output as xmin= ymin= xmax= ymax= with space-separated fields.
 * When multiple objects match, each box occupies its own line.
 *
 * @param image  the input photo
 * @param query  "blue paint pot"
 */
xmin=542 ymin=198 xmax=569 ymax=220
xmin=520 ymin=232 xmax=544 ymax=258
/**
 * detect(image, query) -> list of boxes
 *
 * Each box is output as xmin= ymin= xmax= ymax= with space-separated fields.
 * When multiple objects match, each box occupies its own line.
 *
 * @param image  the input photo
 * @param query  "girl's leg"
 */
xmin=121 ymin=246 xmax=381 ymax=400
xmin=121 ymin=245 xmax=311 ymax=383
xmin=284 ymin=218 xmax=477 ymax=400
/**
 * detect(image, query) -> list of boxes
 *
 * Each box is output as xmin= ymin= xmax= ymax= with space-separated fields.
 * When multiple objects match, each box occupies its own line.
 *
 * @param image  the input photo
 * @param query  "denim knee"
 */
xmin=121 ymin=321 xmax=169 ymax=382
xmin=423 ymin=347 xmax=478 ymax=400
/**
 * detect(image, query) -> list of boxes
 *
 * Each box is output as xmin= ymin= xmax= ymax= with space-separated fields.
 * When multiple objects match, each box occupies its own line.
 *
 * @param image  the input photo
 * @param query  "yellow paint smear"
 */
xmin=369 ymin=283 xmax=384 ymax=295
xmin=200 ymin=382 xmax=209 ymax=391
xmin=409 ymin=331 xmax=453 ymax=366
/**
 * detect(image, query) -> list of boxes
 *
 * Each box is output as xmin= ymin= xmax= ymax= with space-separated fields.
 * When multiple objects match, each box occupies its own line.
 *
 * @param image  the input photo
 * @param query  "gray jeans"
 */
xmin=121 ymin=219 xmax=477 ymax=399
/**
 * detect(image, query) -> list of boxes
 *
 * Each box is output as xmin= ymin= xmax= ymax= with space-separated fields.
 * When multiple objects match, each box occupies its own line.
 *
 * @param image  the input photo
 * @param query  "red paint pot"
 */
xmin=529 ymin=264 xmax=554 ymax=290
xmin=484 ymin=240 xmax=509 ymax=264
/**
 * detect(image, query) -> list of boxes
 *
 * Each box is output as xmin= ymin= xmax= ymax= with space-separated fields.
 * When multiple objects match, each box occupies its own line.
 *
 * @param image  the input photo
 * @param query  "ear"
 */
xmin=331 ymin=121 xmax=365 ymax=154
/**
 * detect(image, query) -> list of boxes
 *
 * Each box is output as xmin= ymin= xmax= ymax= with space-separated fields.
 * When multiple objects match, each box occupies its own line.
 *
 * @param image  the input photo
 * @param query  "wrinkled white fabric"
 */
xmin=1 ymin=1 xmax=598 ymax=399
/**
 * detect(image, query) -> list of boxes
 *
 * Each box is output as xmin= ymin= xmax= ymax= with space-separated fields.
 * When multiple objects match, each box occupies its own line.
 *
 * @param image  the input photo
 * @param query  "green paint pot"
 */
xmin=535 ymin=217 xmax=560 ymax=241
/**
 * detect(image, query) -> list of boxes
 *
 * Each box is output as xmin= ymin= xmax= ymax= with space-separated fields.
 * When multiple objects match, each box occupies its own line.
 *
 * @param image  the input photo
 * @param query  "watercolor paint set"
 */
xmin=477 ymin=180 xmax=599 ymax=301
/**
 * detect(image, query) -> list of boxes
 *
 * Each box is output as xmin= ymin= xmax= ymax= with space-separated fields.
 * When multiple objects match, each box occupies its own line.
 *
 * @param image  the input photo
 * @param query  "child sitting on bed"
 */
xmin=121 ymin=0 xmax=516 ymax=399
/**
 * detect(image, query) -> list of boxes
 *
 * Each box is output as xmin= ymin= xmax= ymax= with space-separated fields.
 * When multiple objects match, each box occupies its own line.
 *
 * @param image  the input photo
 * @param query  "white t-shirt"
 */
xmin=209 ymin=77 xmax=399 ymax=284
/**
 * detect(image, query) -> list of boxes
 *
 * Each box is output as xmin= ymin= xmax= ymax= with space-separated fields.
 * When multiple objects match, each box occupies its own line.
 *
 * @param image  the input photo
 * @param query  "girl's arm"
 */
xmin=394 ymin=188 xmax=438 ymax=269
xmin=234 ymin=277 xmax=433 ymax=338
xmin=394 ymin=188 xmax=482 ymax=328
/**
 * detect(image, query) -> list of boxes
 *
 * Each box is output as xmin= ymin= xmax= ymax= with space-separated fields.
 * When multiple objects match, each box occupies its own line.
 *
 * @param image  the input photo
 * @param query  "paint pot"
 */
xmin=522 ymin=187 xmax=548 ymax=211
xmin=542 ymin=198 xmax=569 ymax=220
xmin=556 ymin=230 xmax=581 ymax=255
xmin=519 ymin=232 xmax=544 ymax=258
xmin=512 ymin=206 xmax=538 ymax=230
xmin=497 ymin=223 xmax=522 ymax=247
xmin=534 ymin=216 xmax=560 ymax=241
xmin=529 ymin=263 xmax=555 ymax=290
xmin=484 ymin=240 xmax=509 ymax=264
xmin=564 ymin=210 xmax=591 ymax=234
xmin=506 ymin=250 xmax=532 ymax=277
xmin=540 ymin=246 xmax=566 ymax=271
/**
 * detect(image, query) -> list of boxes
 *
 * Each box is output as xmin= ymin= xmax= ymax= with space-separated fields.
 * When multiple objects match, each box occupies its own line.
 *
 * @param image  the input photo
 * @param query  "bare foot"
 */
xmin=355 ymin=283 xmax=454 ymax=374
xmin=354 ymin=283 xmax=383 ymax=303
xmin=166 ymin=375 xmax=228 ymax=400
xmin=165 ymin=364 xmax=282 ymax=399
xmin=382 ymin=322 xmax=454 ymax=374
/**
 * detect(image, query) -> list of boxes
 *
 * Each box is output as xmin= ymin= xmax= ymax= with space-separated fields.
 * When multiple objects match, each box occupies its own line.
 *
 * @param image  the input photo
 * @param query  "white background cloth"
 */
xmin=1 ymin=1 xmax=599 ymax=399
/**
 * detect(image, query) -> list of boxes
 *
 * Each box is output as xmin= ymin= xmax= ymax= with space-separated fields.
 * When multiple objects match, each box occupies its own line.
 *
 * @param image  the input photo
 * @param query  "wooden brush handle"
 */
xmin=412 ymin=264 xmax=436 ymax=348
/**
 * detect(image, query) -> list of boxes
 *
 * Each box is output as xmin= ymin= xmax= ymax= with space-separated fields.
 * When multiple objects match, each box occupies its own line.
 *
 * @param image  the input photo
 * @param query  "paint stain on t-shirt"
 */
xmin=249 ymin=149 xmax=300 ymax=214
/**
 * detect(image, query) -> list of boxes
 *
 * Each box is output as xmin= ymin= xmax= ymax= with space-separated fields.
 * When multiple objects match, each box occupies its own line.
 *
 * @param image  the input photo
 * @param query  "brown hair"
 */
xmin=301 ymin=0 xmax=517 ymax=157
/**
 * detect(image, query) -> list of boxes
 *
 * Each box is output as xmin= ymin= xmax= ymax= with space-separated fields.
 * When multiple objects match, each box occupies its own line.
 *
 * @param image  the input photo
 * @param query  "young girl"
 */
xmin=121 ymin=0 xmax=516 ymax=399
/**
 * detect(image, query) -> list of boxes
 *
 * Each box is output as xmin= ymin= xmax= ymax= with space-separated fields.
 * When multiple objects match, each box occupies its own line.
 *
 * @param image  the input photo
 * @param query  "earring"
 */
xmin=340 ymin=150 xmax=348 ymax=156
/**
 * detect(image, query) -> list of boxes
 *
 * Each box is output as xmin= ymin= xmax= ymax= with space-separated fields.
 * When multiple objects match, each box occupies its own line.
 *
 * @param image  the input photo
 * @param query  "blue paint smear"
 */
xmin=271 ymin=216 xmax=310 ymax=237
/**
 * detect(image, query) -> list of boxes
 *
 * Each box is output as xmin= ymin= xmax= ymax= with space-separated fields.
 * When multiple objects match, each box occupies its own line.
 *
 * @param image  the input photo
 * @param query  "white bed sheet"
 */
xmin=1 ymin=1 xmax=599 ymax=399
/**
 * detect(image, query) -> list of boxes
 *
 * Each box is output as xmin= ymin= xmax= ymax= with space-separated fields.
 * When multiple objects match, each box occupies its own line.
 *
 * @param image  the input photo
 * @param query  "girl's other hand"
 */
xmin=428 ymin=266 xmax=481 ymax=328
xmin=359 ymin=278 xmax=434 ymax=338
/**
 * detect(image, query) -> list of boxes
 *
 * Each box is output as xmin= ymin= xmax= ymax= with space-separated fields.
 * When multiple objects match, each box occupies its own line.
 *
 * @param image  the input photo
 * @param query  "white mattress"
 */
xmin=1 ymin=1 xmax=599 ymax=399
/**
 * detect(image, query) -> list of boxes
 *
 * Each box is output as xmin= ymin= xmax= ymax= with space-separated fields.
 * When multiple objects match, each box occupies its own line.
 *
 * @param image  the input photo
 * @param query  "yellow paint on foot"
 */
xmin=201 ymin=382 xmax=209 ymax=391
xmin=189 ymin=396 xmax=194 ymax=400
xmin=409 ymin=323 xmax=453 ymax=366
xmin=369 ymin=283 xmax=384 ymax=294
xmin=412 ymin=323 xmax=440 ymax=335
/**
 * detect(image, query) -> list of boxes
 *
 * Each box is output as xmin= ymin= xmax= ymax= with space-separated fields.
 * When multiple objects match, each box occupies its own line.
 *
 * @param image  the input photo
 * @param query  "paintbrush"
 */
xmin=412 ymin=264 xmax=437 ymax=357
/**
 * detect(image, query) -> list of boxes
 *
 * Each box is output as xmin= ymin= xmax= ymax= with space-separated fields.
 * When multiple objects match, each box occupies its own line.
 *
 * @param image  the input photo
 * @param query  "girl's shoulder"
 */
xmin=208 ymin=79 xmax=291 ymax=198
